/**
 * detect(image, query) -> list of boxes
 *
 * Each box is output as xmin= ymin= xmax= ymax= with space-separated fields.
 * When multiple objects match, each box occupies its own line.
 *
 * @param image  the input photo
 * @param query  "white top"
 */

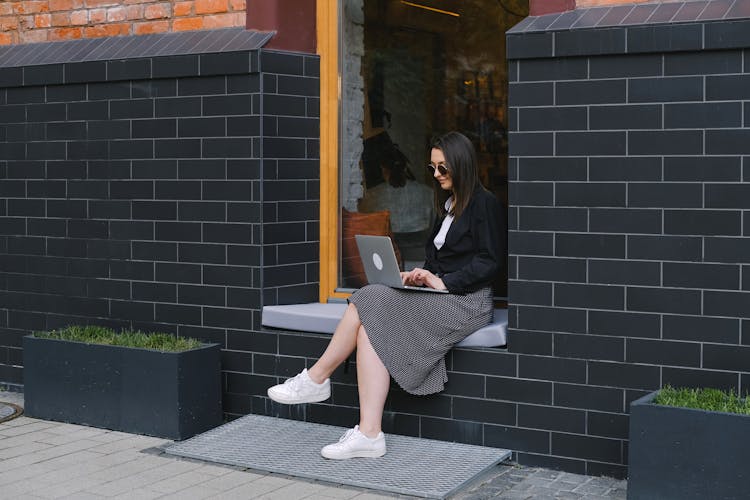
xmin=433 ymin=197 xmax=454 ymax=250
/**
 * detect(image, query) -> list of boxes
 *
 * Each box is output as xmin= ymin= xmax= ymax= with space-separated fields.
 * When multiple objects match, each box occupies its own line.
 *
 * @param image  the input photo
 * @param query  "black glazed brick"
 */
xmin=665 ymin=210 xmax=741 ymax=236
xmin=518 ymin=404 xmax=585 ymax=434
xmin=452 ymin=397 xmax=516 ymax=426
xmin=23 ymin=64 xmax=63 ymax=85
xmin=508 ymin=182 xmax=553 ymax=207
xmin=704 ymin=290 xmax=750 ymax=318
xmin=555 ymin=233 xmax=625 ymax=258
xmin=556 ymin=80 xmax=626 ymax=105
xmin=629 ymin=76 xmax=703 ymax=103
xmin=706 ymin=184 xmax=750 ymax=209
xmin=44 ymin=83 xmax=87 ymax=103
xmin=665 ymin=102 xmax=741 ymax=129
xmin=516 ymin=305 xmax=587 ymax=334
xmin=132 ymin=282 xmax=176 ymax=303
xmin=507 ymin=32 xmax=554 ymax=59
xmin=508 ymin=132 xmax=553 ymax=156
xmin=508 ymin=82 xmax=553 ymax=106
xmin=517 ymin=257 xmax=586 ymax=283
xmin=203 ymin=95 xmax=253 ymax=116
xmin=557 ymin=132 xmax=626 ymax=156
xmin=133 ymin=119 xmax=177 ymax=139
xmin=666 ymin=157 xmax=740 ymax=182
xmin=152 ymin=55 xmax=200 ymax=79
xmin=589 ymin=104 xmax=661 ymax=130
xmin=508 ymin=231 xmax=553 ymax=255
xmin=486 ymin=376 xmax=552 ymax=405
xmin=452 ymin=349 xmax=517 ymax=377
xmin=663 ymin=262 xmax=739 ymax=290
xmin=485 ymin=425 xmax=551 ymax=455
xmin=627 ymin=24 xmax=702 ymax=53
xmin=590 ymin=53 xmax=662 ymax=79
xmin=23 ymin=64 xmax=64 ymax=85
xmin=590 ymin=157 xmax=661 ymax=181
xmin=554 ymin=283 xmax=624 ymax=311
xmin=518 ymin=208 xmax=587 ymax=232
xmin=263 ymin=94 xmax=306 ymax=116
xmin=517 ymin=157 xmax=585 ymax=183
xmin=705 ymin=237 xmax=750 ymax=263
xmin=551 ymin=433 xmax=621 ymax=464
xmin=555 ymin=28 xmax=625 ymax=57
xmin=556 ymin=183 xmax=625 ymax=207
xmin=519 ymin=355 xmax=586 ymax=384
xmin=706 ymin=75 xmax=750 ymax=101
xmin=629 ymin=130 xmax=703 ymax=155
xmin=588 ymin=411 xmax=629 ymax=440
xmin=703 ymin=343 xmax=750 ymax=372
xmin=626 ymin=338 xmax=701 ymax=368
xmin=588 ymin=361 xmax=660 ymax=391
xmin=200 ymin=52 xmax=250 ymax=76
xmin=589 ymin=259 xmax=660 ymax=286
xmin=627 ymin=235 xmax=702 ymax=262
xmin=554 ymin=383 xmax=623 ymax=413
xmin=628 ymin=183 xmax=702 ymax=208
xmin=62 ymin=61 xmax=106 ymax=84
xmin=506 ymin=329 xmax=553 ymax=356
xmin=107 ymin=59 xmax=152 ymax=81
xmin=518 ymin=107 xmax=587 ymax=131
xmin=88 ymin=82 xmax=130 ymax=101
xmin=588 ymin=310 xmax=661 ymax=339
xmin=554 ymin=333 xmax=624 ymax=362
xmin=508 ymin=280 xmax=552 ymax=306
xmin=261 ymin=51 xmax=304 ymax=75
xmin=179 ymin=243 xmax=226 ymax=264
xmin=0 ymin=68 xmax=23 ymax=87
xmin=156 ymin=97 xmax=202 ymax=118
xmin=627 ymin=287 xmax=701 ymax=315
xmin=663 ymin=315 xmax=739 ymax=344
xmin=706 ymin=130 xmax=750 ymax=155
xmin=705 ymin=19 xmax=750 ymax=49
xmin=518 ymin=58 xmax=586 ymax=82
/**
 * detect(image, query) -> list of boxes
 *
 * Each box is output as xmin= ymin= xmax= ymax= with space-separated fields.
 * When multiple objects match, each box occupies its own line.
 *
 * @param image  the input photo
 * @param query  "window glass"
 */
xmin=339 ymin=0 xmax=528 ymax=297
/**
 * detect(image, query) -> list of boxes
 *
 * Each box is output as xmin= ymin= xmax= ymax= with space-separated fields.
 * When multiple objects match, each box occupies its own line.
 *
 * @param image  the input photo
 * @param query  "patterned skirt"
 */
xmin=348 ymin=284 xmax=493 ymax=395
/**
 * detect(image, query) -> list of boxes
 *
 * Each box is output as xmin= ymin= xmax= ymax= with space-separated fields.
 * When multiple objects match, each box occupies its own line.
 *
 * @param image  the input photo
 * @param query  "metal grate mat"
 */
xmin=165 ymin=414 xmax=511 ymax=499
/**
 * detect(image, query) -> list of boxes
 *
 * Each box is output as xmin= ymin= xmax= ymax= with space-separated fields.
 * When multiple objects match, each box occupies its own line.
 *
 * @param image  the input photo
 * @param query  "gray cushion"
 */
xmin=262 ymin=303 xmax=507 ymax=348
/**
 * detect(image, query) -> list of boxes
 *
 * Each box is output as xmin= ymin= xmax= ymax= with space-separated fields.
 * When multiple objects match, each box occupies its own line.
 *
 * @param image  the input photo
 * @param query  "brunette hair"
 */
xmin=430 ymin=131 xmax=483 ymax=218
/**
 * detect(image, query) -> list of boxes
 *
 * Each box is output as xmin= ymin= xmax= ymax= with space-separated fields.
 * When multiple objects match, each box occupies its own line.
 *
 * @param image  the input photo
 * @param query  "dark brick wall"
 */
xmin=0 ymin=48 xmax=320 ymax=385
xmin=505 ymin=17 xmax=750 ymax=476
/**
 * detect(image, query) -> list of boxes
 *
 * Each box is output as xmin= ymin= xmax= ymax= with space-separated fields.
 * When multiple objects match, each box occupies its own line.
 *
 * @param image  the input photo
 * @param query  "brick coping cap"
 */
xmin=509 ymin=0 xmax=750 ymax=34
xmin=0 ymin=28 xmax=273 ymax=69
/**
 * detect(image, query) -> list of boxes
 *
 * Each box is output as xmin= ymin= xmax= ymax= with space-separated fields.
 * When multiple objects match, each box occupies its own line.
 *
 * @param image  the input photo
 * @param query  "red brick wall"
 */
xmin=0 ymin=0 xmax=246 ymax=45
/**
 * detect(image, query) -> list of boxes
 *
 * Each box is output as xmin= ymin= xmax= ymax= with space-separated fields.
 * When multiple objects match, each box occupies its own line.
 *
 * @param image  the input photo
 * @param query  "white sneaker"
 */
xmin=320 ymin=425 xmax=386 ymax=459
xmin=267 ymin=369 xmax=331 ymax=404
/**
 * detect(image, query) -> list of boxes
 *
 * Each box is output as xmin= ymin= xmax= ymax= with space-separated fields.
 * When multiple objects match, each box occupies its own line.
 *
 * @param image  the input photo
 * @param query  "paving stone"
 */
xmin=573 ymin=483 xmax=611 ymax=495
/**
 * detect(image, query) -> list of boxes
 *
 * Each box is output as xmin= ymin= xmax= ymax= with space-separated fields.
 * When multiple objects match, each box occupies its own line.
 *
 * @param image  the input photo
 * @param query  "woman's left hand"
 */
xmin=404 ymin=268 xmax=447 ymax=291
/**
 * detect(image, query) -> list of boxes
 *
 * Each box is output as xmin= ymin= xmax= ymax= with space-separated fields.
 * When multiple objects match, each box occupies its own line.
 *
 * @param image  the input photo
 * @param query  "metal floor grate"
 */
xmin=165 ymin=414 xmax=511 ymax=499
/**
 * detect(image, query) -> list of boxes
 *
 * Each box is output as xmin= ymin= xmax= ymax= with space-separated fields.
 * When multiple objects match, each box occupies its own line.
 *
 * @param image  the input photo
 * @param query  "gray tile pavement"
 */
xmin=0 ymin=391 xmax=627 ymax=499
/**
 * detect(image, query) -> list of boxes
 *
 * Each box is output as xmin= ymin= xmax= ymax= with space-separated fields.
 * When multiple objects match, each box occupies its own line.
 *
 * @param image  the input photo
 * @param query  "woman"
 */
xmin=267 ymin=131 xmax=504 ymax=459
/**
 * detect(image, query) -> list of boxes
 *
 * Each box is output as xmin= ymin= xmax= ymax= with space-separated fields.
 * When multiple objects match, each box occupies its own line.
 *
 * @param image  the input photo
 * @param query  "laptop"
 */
xmin=355 ymin=235 xmax=449 ymax=294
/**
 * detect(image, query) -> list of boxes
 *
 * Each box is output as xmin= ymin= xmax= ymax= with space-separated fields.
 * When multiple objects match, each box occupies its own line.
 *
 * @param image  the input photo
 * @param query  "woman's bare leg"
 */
xmin=355 ymin=325 xmax=390 ymax=438
xmin=307 ymin=303 xmax=361 ymax=384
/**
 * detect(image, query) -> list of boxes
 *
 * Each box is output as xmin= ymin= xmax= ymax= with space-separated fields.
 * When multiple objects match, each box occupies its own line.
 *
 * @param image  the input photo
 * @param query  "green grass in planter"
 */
xmin=654 ymin=385 xmax=750 ymax=415
xmin=34 ymin=325 xmax=203 ymax=352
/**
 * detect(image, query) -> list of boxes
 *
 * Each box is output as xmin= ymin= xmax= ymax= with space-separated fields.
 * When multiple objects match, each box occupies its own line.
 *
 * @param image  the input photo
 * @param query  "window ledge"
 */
xmin=262 ymin=303 xmax=507 ymax=348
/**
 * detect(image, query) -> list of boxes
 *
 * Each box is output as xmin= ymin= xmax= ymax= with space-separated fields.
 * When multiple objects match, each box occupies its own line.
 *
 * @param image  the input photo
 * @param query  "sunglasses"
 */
xmin=426 ymin=163 xmax=449 ymax=176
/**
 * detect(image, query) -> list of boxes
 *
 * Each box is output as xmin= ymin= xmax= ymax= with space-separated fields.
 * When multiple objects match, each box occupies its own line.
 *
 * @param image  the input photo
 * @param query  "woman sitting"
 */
xmin=267 ymin=131 xmax=504 ymax=460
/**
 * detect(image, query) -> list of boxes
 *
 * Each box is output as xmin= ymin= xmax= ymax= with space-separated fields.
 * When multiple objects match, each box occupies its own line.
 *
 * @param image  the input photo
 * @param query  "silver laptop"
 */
xmin=355 ymin=235 xmax=449 ymax=294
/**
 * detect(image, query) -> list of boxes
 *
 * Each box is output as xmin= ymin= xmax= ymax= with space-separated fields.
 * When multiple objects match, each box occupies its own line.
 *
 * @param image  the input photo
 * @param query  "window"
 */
xmin=320 ymin=0 xmax=528 ymax=300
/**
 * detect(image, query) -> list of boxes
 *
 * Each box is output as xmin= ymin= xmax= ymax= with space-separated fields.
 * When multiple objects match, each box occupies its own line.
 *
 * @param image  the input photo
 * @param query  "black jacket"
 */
xmin=423 ymin=188 xmax=505 ymax=294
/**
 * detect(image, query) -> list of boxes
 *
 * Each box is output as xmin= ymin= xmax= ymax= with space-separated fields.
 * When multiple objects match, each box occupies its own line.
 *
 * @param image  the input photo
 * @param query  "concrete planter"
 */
xmin=23 ymin=335 xmax=222 ymax=440
xmin=628 ymin=390 xmax=750 ymax=500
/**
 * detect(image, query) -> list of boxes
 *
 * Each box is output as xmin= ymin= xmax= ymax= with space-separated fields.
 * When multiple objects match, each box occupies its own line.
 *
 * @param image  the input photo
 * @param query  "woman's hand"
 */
xmin=403 ymin=268 xmax=447 ymax=291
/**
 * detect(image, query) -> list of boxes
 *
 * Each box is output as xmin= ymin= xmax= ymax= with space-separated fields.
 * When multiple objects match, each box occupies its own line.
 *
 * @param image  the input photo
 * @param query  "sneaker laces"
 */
xmin=282 ymin=371 xmax=308 ymax=394
xmin=337 ymin=426 xmax=358 ymax=443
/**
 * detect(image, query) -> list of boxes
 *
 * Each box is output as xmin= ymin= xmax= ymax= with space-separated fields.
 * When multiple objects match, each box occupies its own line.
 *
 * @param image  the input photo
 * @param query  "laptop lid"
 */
xmin=354 ymin=235 xmax=403 ymax=288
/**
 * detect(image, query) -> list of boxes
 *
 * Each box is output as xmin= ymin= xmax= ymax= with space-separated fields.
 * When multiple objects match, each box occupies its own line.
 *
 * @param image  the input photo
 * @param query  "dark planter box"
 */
xmin=23 ymin=335 xmax=222 ymax=440
xmin=628 ymin=390 xmax=750 ymax=500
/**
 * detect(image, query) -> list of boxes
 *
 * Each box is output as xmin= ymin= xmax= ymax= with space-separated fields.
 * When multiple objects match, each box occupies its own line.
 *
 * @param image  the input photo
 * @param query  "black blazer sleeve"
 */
xmin=423 ymin=189 xmax=505 ymax=294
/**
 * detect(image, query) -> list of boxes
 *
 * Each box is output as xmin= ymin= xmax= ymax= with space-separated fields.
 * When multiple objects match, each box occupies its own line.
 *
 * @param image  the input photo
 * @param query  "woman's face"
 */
xmin=430 ymin=148 xmax=453 ymax=191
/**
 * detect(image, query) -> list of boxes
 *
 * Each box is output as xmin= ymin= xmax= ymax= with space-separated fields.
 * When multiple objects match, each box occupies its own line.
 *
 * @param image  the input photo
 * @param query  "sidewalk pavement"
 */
xmin=0 ymin=391 xmax=627 ymax=499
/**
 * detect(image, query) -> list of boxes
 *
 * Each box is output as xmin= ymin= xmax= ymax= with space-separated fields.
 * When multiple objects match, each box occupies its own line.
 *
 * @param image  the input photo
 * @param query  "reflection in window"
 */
xmin=339 ymin=0 xmax=528 ymax=297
